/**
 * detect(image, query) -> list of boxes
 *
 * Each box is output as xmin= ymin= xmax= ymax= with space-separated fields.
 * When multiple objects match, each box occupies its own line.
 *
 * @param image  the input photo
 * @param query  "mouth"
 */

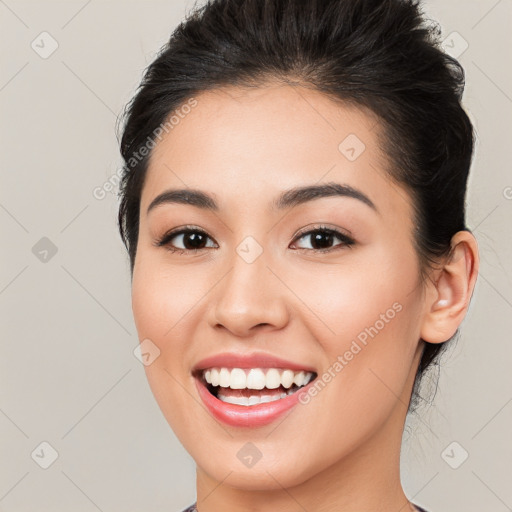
xmin=192 ymin=360 xmax=318 ymax=428
xmin=191 ymin=352 xmax=319 ymax=427
xmin=196 ymin=367 xmax=317 ymax=406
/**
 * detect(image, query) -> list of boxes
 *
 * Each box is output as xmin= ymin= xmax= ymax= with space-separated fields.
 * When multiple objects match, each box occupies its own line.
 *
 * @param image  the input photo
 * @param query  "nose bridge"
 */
xmin=210 ymin=236 xmax=289 ymax=335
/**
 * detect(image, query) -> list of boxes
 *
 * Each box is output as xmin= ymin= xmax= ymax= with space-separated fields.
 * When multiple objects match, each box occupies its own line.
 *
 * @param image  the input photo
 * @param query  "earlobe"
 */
xmin=420 ymin=231 xmax=479 ymax=344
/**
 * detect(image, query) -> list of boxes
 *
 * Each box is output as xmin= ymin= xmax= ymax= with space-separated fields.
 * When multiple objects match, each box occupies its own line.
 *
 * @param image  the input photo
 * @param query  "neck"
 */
xmin=195 ymin=401 xmax=414 ymax=512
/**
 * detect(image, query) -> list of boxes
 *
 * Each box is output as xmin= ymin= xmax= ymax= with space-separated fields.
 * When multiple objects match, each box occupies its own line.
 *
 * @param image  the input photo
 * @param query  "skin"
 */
xmin=131 ymin=83 xmax=479 ymax=512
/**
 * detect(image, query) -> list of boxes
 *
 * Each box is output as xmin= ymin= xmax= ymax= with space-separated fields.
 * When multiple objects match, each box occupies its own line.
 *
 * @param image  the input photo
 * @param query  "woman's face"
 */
xmin=131 ymin=84 xmax=428 ymax=489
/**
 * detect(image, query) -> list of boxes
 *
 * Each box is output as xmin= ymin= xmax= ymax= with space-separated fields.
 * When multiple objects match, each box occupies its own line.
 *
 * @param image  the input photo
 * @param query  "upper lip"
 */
xmin=192 ymin=351 xmax=317 ymax=374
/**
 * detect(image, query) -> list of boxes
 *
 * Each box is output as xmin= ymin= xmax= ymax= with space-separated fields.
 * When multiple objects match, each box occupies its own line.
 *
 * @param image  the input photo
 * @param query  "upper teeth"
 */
xmin=203 ymin=368 xmax=314 ymax=390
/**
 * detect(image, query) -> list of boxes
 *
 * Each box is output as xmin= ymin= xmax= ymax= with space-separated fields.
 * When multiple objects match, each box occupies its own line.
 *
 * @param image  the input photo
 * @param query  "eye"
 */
xmin=154 ymin=226 xmax=217 ymax=254
xmin=290 ymin=225 xmax=355 ymax=252
xmin=154 ymin=224 xmax=355 ymax=255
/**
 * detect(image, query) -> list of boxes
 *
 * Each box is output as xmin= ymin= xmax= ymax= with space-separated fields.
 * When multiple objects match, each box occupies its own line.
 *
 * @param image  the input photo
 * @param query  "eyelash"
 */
xmin=154 ymin=224 xmax=356 ymax=255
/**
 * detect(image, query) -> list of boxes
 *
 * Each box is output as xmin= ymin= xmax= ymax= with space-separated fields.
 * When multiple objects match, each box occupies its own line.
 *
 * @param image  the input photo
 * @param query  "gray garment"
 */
xmin=180 ymin=503 xmax=429 ymax=511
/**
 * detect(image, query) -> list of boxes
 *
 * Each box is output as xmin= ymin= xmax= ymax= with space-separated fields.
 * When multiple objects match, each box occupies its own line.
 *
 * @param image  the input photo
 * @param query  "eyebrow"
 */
xmin=146 ymin=182 xmax=378 ymax=215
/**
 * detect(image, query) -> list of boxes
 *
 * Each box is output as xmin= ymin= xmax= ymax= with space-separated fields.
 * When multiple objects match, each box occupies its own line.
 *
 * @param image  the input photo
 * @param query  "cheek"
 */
xmin=131 ymin=261 xmax=205 ymax=431
xmin=131 ymin=258 xmax=208 ymax=341
xmin=290 ymin=244 xmax=418 ymax=342
xmin=289 ymin=243 xmax=422 ymax=402
xmin=131 ymin=262 xmax=196 ymax=409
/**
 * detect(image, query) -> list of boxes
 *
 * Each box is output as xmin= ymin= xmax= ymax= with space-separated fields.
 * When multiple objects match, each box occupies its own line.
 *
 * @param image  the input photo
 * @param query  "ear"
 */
xmin=420 ymin=230 xmax=479 ymax=344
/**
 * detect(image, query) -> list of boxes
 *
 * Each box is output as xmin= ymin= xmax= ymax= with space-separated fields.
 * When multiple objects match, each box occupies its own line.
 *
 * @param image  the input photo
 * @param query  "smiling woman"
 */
xmin=116 ymin=0 xmax=479 ymax=511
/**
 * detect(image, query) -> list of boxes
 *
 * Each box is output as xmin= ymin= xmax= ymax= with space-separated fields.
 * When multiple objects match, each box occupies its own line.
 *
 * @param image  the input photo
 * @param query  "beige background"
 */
xmin=0 ymin=1 xmax=511 ymax=511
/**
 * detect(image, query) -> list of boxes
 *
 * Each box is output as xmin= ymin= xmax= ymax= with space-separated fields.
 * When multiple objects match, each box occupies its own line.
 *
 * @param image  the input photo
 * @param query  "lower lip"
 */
xmin=194 ymin=376 xmax=313 ymax=428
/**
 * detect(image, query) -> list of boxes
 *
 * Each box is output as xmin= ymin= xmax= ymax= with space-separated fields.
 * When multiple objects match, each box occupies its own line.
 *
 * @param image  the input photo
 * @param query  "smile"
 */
xmin=192 ymin=352 xmax=318 ymax=427
xmin=202 ymin=367 xmax=315 ymax=406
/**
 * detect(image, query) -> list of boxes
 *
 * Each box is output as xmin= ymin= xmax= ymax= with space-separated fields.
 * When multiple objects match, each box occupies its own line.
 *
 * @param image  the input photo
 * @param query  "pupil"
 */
xmin=312 ymin=232 xmax=332 ymax=249
xmin=185 ymin=233 xmax=205 ymax=249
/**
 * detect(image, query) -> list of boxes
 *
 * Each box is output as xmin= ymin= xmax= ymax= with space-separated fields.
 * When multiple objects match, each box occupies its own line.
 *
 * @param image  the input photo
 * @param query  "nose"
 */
xmin=208 ymin=248 xmax=290 ymax=338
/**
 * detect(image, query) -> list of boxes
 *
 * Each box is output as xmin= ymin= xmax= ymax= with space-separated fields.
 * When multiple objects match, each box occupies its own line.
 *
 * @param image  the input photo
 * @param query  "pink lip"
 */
xmin=192 ymin=351 xmax=317 ymax=428
xmin=192 ymin=351 xmax=317 ymax=373
xmin=194 ymin=375 xmax=315 ymax=428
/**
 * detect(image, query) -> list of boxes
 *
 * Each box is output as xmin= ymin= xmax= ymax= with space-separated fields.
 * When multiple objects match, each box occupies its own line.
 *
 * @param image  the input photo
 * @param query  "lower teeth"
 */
xmin=216 ymin=387 xmax=299 ymax=406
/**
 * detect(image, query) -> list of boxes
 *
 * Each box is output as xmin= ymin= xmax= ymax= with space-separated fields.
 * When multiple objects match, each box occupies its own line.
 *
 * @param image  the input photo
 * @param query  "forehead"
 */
xmin=141 ymin=84 xmax=412 ymax=221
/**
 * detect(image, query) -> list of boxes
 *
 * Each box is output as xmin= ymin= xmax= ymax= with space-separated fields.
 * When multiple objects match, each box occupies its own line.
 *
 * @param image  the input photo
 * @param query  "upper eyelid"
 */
xmin=293 ymin=224 xmax=352 ymax=239
xmin=160 ymin=225 xmax=350 ymax=239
